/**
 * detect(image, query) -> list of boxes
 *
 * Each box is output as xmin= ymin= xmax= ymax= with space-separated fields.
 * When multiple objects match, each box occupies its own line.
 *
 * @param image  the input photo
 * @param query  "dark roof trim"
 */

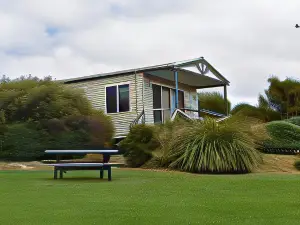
xmin=63 ymin=66 xmax=171 ymax=84
xmin=195 ymin=84 xmax=229 ymax=89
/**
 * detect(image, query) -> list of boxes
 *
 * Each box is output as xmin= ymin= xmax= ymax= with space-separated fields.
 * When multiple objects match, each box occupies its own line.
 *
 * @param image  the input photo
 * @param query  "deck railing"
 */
xmin=173 ymin=108 xmax=231 ymax=122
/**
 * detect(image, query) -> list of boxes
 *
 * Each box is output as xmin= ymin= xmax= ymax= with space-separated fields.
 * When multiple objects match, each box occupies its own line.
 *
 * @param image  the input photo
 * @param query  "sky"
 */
xmin=1 ymin=0 xmax=300 ymax=107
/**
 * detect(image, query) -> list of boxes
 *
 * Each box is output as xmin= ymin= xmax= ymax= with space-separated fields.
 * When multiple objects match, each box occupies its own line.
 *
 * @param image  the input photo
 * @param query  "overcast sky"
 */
xmin=1 ymin=0 xmax=300 ymax=106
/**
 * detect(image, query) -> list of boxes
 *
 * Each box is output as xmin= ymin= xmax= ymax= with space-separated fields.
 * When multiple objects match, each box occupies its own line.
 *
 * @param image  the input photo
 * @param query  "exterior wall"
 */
xmin=143 ymin=74 xmax=198 ymax=120
xmin=66 ymin=72 xmax=199 ymax=137
xmin=67 ymin=73 xmax=143 ymax=137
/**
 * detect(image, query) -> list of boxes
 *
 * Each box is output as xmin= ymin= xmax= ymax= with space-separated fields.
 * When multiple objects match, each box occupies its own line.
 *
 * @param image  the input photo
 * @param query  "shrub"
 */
xmin=285 ymin=116 xmax=300 ymax=126
xmin=294 ymin=160 xmax=300 ymax=170
xmin=63 ymin=112 xmax=114 ymax=148
xmin=0 ymin=123 xmax=47 ymax=161
xmin=166 ymin=117 xmax=265 ymax=173
xmin=119 ymin=124 xmax=159 ymax=167
xmin=263 ymin=121 xmax=300 ymax=150
xmin=0 ymin=124 xmax=7 ymax=135
xmin=0 ymin=112 xmax=114 ymax=161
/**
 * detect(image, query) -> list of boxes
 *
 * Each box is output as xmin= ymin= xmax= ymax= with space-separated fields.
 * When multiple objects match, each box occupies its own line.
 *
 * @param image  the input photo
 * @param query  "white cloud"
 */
xmin=1 ymin=0 xmax=300 ymax=106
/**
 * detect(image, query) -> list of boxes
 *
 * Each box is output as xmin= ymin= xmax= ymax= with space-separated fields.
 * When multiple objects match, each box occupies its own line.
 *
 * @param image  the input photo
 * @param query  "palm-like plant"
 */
xmin=166 ymin=117 xmax=266 ymax=173
xmin=266 ymin=76 xmax=300 ymax=117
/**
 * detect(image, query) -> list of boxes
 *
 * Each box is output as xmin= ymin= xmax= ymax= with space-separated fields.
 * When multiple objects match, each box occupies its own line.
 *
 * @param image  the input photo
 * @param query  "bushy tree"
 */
xmin=0 ymin=76 xmax=93 ymax=123
xmin=0 ymin=75 xmax=115 ymax=161
xmin=265 ymin=76 xmax=300 ymax=115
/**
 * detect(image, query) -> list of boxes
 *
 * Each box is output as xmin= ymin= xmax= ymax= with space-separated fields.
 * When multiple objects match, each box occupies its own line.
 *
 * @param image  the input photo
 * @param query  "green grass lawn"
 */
xmin=0 ymin=169 xmax=299 ymax=225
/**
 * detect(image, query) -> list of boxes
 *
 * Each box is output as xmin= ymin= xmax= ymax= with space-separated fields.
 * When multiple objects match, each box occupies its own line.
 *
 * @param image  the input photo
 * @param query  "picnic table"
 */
xmin=45 ymin=150 xmax=122 ymax=181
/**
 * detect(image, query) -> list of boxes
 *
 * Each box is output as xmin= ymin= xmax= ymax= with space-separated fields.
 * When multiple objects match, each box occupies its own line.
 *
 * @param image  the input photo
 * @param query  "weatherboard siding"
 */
xmin=67 ymin=73 xmax=143 ymax=137
xmin=142 ymin=75 xmax=154 ymax=124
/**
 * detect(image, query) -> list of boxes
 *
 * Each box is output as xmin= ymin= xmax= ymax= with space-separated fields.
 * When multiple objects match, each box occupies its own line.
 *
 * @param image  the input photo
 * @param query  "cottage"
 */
xmin=63 ymin=57 xmax=230 ymax=138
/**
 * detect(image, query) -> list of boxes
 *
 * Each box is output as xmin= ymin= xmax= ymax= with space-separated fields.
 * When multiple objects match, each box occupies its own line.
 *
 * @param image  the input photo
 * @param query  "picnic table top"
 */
xmin=45 ymin=150 xmax=119 ymax=154
xmin=48 ymin=163 xmax=122 ymax=167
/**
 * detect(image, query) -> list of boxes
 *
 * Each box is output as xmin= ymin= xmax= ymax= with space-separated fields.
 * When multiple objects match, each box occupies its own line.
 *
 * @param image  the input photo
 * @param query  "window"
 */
xmin=106 ymin=86 xmax=117 ymax=113
xmin=119 ymin=84 xmax=130 ymax=112
xmin=106 ymin=84 xmax=130 ymax=113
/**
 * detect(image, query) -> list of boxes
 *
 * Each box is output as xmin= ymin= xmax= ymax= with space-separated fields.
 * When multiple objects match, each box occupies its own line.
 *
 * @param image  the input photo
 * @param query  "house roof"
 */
xmin=63 ymin=57 xmax=230 ymax=87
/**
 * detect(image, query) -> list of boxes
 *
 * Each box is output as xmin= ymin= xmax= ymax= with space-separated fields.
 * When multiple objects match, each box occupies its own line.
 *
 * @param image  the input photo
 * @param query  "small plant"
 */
xmin=294 ymin=160 xmax=300 ymax=170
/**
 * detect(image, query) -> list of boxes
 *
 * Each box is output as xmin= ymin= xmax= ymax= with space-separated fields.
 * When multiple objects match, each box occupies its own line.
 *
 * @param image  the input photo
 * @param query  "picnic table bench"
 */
xmin=45 ymin=150 xmax=122 ymax=181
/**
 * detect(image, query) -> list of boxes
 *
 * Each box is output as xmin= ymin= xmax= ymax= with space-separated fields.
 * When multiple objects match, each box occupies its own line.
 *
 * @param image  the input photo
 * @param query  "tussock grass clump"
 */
xmin=166 ymin=117 xmax=266 ymax=173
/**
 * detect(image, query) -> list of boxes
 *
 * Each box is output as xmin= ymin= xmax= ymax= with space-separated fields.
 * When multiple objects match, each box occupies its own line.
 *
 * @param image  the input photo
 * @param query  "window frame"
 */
xmin=105 ymin=82 xmax=131 ymax=114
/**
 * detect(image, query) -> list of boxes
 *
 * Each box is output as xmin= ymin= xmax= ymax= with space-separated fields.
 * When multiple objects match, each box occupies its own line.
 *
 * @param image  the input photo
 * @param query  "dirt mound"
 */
xmin=0 ymin=154 xmax=299 ymax=174
xmin=255 ymin=154 xmax=300 ymax=174
xmin=0 ymin=155 xmax=125 ymax=171
xmin=0 ymin=161 xmax=48 ymax=171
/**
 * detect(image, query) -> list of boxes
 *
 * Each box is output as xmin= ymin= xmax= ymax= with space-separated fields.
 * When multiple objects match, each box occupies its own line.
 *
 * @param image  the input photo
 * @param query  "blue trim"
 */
xmin=174 ymin=70 xmax=179 ymax=108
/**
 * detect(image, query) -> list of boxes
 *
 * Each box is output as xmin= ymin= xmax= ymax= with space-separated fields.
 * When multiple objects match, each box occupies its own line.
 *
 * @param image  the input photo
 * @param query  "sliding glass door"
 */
xmin=153 ymin=84 xmax=162 ymax=123
xmin=152 ymin=84 xmax=184 ymax=123
xmin=162 ymin=87 xmax=171 ymax=121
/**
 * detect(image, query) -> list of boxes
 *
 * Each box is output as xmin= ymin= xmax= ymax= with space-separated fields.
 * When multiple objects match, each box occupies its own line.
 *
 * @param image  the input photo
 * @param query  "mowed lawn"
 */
xmin=0 ymin=169 xmax=299 ymax=225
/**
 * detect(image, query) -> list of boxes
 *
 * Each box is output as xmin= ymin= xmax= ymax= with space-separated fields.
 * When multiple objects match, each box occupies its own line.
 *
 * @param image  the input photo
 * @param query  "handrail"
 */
xmin=181 ymin=108 xmax=230 ymax=122
xmin=171 ymin=109 xmax=193 ymax=121
xmin=182 ymin=108 xmax=225 ymax=117
xmin=216 ymin=115 xmax=231 ymax=123
xmin=130 ymin=109 xmax=145 ymax=128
